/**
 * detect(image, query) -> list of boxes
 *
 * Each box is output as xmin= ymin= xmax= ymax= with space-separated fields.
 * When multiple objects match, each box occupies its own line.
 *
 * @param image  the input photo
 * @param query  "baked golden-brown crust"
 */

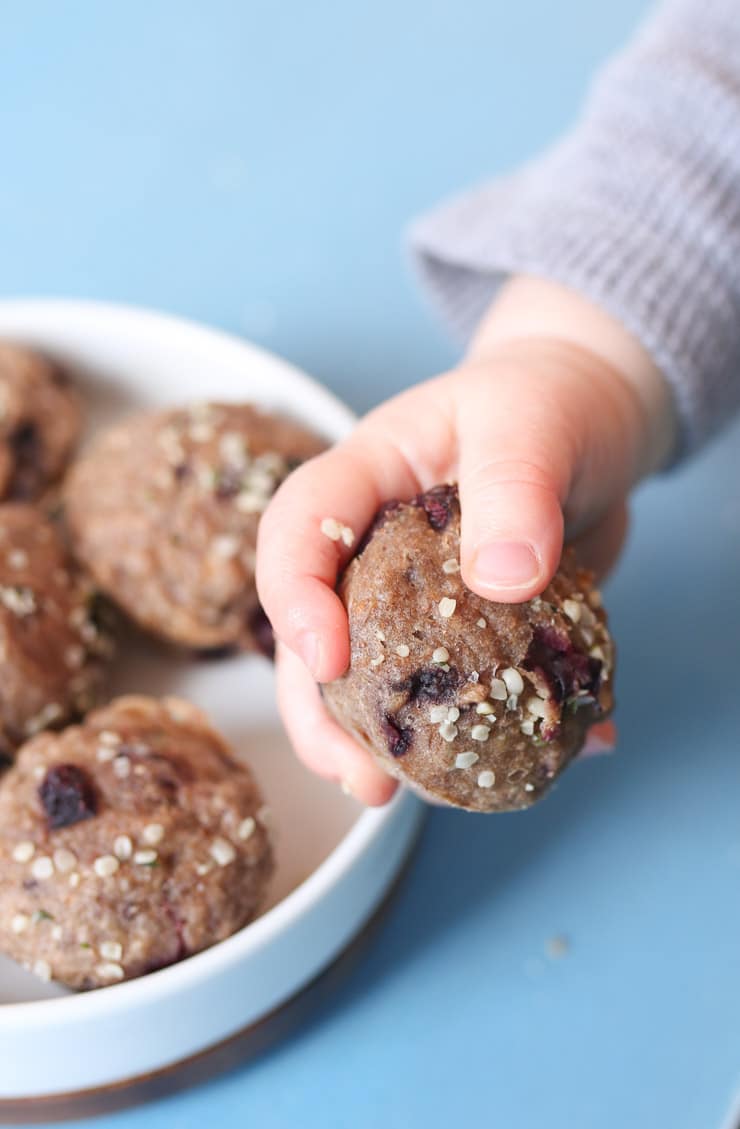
xmin=0 ymin=695 xmax=273 ymax=989
xmin=323 ymin=485 xmax=614 ymax=812
xmin=0 ymin=342 xmax=81 ymax=503
xmin=64 ymin=402 xmax=324 ymax=651
xmin=0 ymin=503 xmax=112 ymax=760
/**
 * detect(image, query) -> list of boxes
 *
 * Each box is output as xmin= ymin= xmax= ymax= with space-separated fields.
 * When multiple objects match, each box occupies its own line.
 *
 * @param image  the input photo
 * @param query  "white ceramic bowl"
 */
xmin=0 ymin=300 xmax=423 ymax=1101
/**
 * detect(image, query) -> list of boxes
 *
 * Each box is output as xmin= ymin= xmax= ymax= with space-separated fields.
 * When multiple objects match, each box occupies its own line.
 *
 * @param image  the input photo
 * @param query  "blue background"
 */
xmin=4 ymin=1 xmax=740 ymax=1127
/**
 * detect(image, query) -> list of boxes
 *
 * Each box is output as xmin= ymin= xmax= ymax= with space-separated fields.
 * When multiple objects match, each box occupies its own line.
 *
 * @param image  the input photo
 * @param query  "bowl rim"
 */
xmin=0 ymin=295 xmax=356 ymax=431
xmin=0 ymin=297 xmax=404 ymax=1029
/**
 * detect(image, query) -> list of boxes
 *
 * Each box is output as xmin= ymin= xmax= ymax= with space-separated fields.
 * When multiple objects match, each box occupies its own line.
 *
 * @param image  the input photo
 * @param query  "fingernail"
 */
xmin=581 ymin=720 xmax=617 ymax=758
xmin=473 ymin=541 xmax=540 ymax=589
xmin=580 ymin=734 xmax=615 ymax=757
xmin=298 ymin=631 xmax=321 ymax=678
xmin=340 ymin=779 xmax=354 ymax=797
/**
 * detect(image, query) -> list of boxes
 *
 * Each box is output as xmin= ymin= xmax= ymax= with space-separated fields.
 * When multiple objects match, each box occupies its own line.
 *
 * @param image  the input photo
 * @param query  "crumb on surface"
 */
xmin=320 ymin=517 xmax=355 ymax=547
xmin=545 ymin=934 xmax=570 ymax=959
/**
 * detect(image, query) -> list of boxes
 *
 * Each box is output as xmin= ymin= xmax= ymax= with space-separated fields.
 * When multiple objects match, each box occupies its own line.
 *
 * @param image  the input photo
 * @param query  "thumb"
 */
xmin=456 ymin=349 xmax=643 ymax=601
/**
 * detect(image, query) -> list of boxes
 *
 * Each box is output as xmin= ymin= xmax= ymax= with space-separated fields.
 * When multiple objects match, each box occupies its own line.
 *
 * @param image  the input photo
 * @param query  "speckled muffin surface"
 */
xmin=0 ymin=503 xmax=112 ymax=761
xmin=323 ymin=485 xmax=614 ymax=812
xmin=63 ymin=402 xmax=324 ymax=652
xmin=0 ymin=695 xmax=273 ymax=989
xmin=0 ymin=342 xmax=81 ymax=502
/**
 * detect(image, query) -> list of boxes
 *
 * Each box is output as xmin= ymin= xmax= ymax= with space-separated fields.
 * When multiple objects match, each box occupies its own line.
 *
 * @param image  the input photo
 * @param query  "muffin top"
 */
xmin=0 ymin=695 xmax=273 ymax=989
xmin=64 ymin=402 xmax=324 ymax=651
xmin=323 ymin=485 xmax=614 ymax=811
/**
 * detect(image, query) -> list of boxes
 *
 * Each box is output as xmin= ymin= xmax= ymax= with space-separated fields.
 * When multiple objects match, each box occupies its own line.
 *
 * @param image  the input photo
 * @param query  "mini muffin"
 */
xmin=0 ymin=504 xmax=112 ymax=761
xmin=63 ymin=402 xmax=324 ymax=653
xmin=0 ymin=342 xmax=81 ymax=502
xmin=0 ymin=695 xmax=273 ymax=989
xmin=323 ymin=485 xmax=614 ymax=812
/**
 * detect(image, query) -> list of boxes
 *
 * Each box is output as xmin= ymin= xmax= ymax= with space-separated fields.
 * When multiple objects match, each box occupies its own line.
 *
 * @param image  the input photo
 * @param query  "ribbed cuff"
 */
xmin=411 ymin=181 xmax=740 ymax=461
xmin=408 ymin=0 xmax=740 ymax=464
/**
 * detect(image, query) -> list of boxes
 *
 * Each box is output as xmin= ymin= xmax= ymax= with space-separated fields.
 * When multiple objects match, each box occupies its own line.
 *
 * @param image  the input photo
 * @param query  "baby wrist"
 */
xmin=467 ymin=275 xmax=678 ymax=477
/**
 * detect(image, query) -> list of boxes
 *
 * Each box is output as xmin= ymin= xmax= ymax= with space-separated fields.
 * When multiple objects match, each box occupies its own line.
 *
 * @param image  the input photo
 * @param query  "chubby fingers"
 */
xmin=257 ymin=439 xmax=420 ymax=683
xmin=457 ymin=347 xmax=642 ymax=603
xmin=569 ymin=501 xmax=629 ymax=582
xmin=275 ymin=643 xmax=397 ymax=805
xmin=456 ymin=361 xmax=571 ymax=602
xmin=581 ymin=719 xmax=617 ymax=757
xmin=258 ymin=380 xmax=457 ymax=684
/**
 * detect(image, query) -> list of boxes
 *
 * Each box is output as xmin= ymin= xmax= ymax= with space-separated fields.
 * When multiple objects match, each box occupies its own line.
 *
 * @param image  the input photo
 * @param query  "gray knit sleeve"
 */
xmin=409 ymin=0 xmax=740 ymax=457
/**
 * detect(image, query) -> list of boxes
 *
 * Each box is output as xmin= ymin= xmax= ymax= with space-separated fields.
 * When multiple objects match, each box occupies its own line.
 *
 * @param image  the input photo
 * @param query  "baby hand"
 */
xmin=257 ymin=277 xmax=675 ymax=803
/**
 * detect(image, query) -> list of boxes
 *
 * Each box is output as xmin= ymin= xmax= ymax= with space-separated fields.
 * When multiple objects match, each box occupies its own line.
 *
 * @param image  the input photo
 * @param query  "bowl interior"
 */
xmin=0 ymin=300 xmax=362 ymax=1005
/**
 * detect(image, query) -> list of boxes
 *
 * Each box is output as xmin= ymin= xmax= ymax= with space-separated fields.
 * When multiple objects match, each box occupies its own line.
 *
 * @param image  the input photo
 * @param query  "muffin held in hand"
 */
xmin=0 ymin=504 xmax=113 ymax=761
xmin=323 ymin=485 xmax=614 ymax=813
xmin=0 ymin=342 xmax=81 ymax=503
xmin=0 ymin=695 xmax=273 ymax=989
xmin=64 ymin=402 xmax=324 ymax=653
